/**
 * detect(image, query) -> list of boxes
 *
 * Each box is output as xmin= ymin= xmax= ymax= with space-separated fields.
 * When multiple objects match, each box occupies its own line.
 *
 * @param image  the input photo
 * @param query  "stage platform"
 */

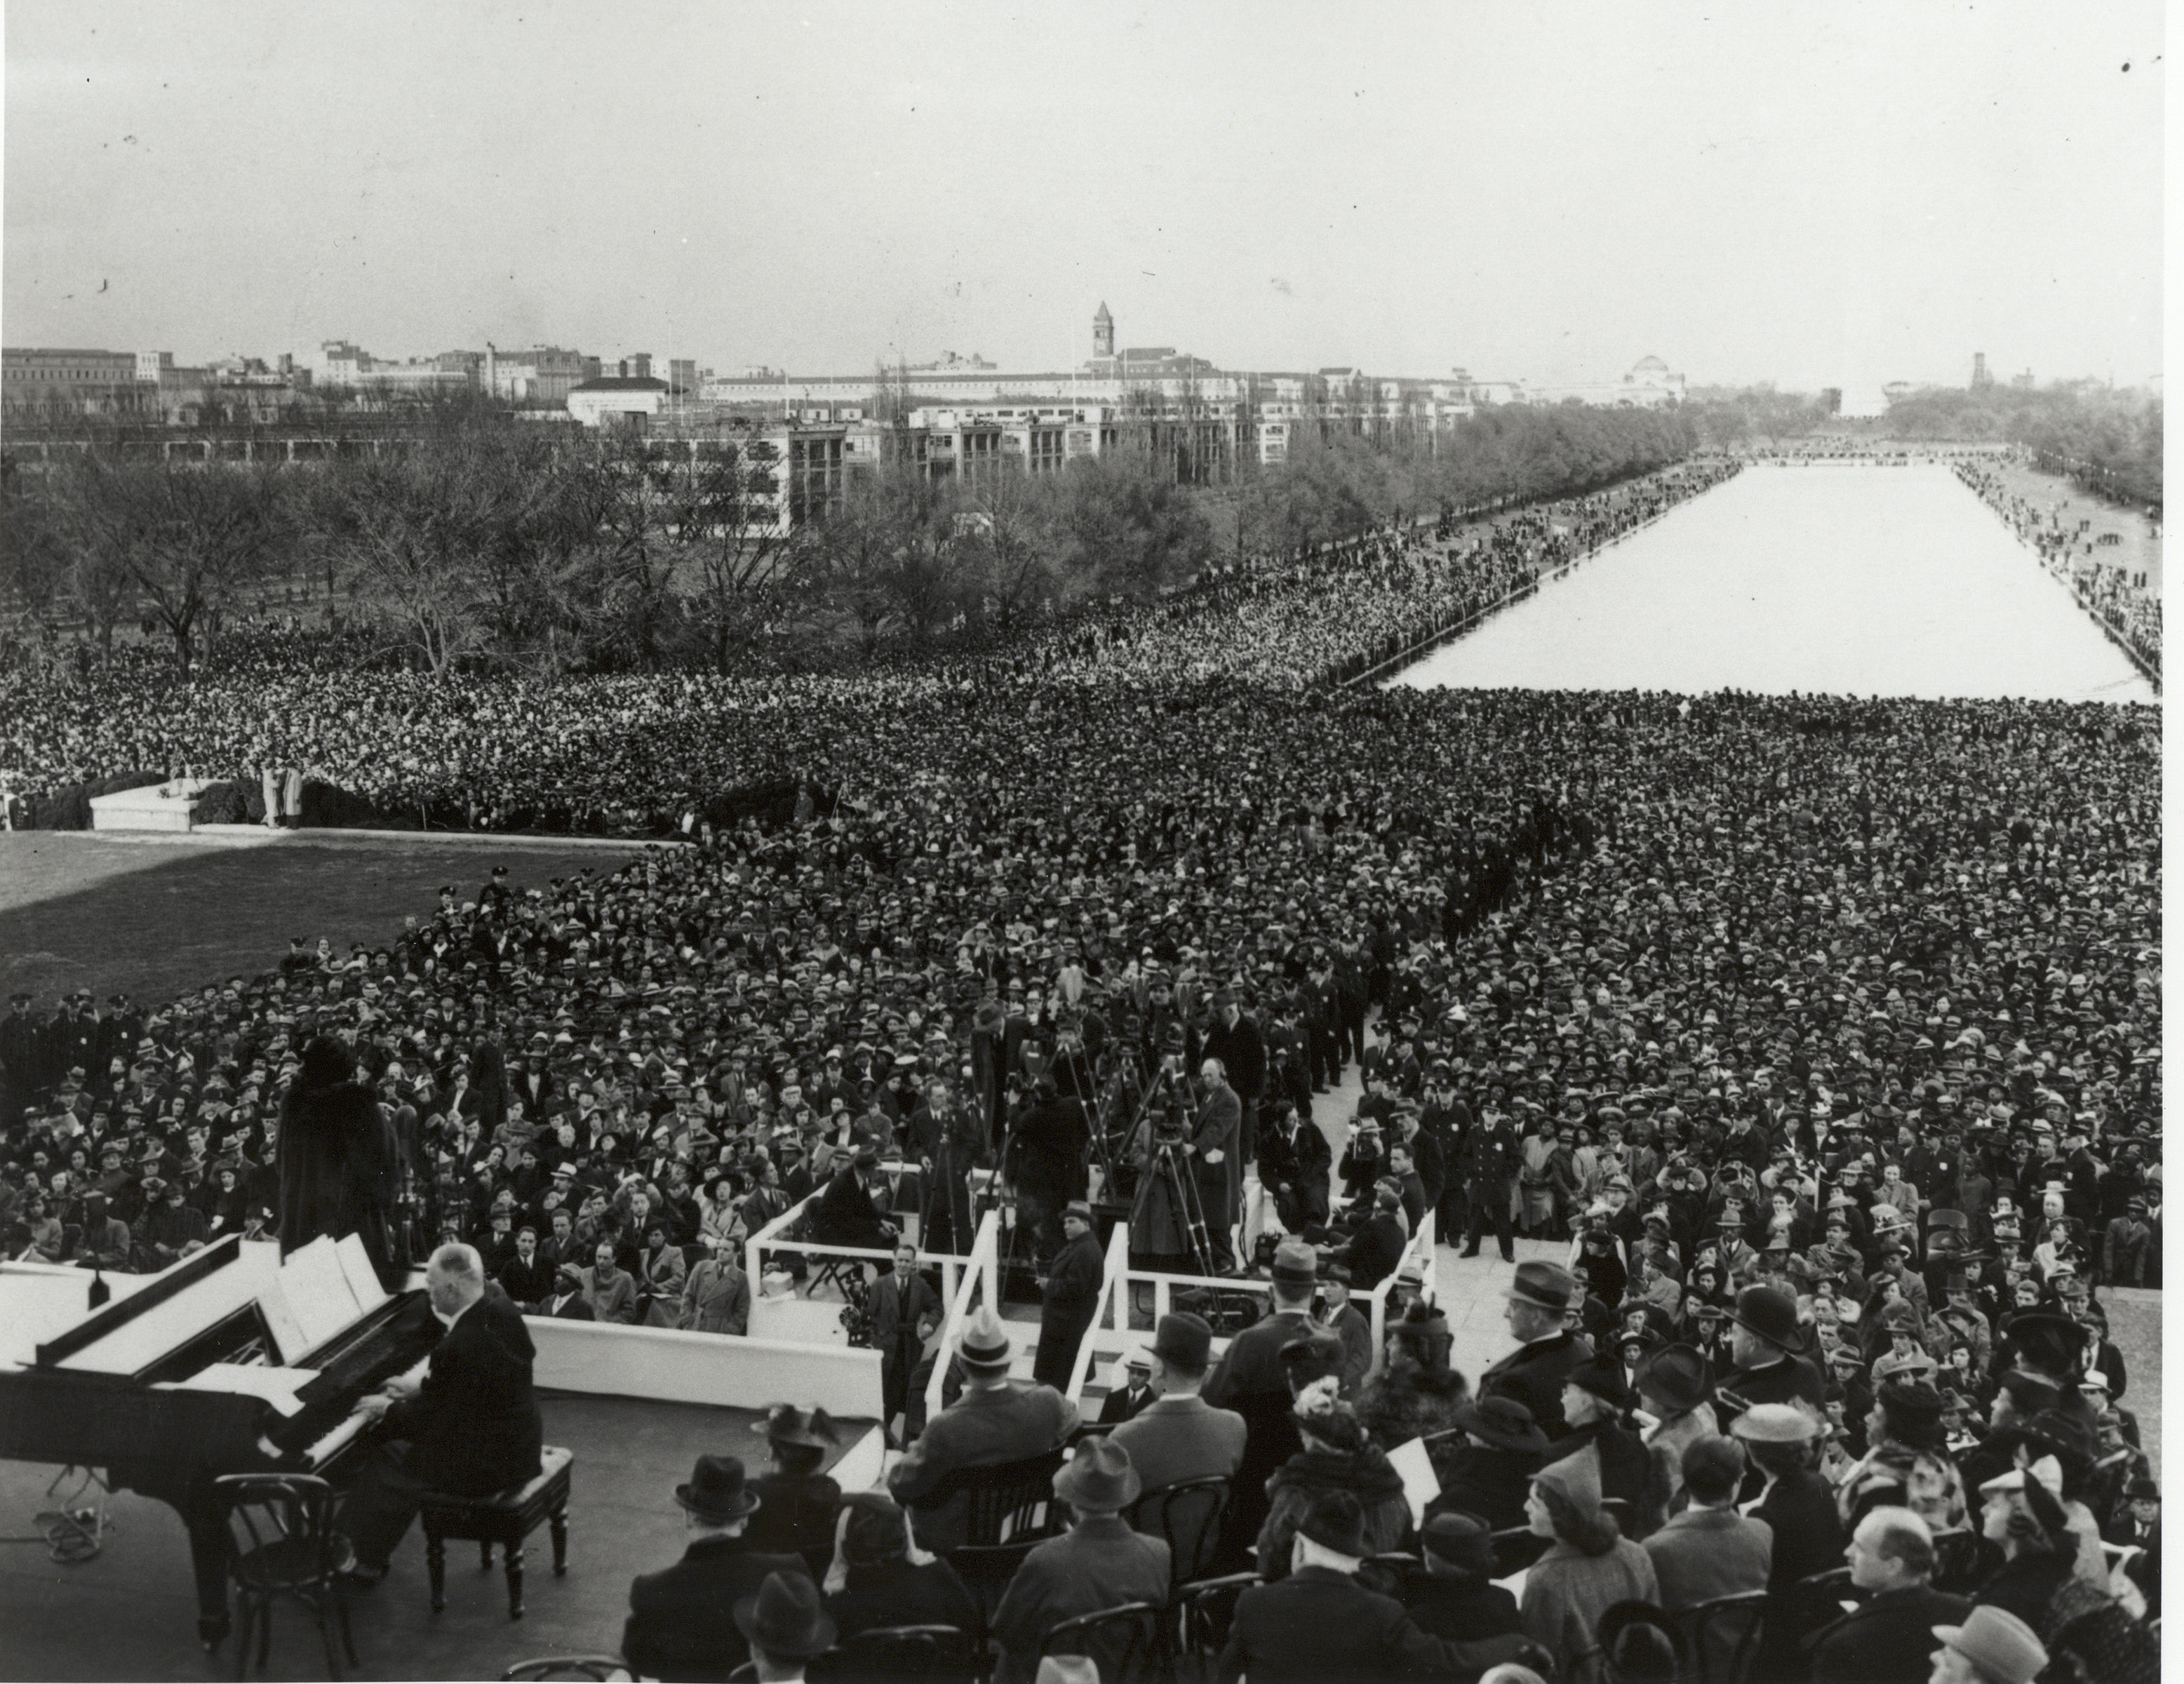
xmin=0 ymin=1395 xmax=877 ymax=1683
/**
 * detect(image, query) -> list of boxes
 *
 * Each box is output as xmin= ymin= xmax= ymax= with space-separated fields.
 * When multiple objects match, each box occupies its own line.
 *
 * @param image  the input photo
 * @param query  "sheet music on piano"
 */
xmin=160 ymin=1362 xmax=316 ymax=1417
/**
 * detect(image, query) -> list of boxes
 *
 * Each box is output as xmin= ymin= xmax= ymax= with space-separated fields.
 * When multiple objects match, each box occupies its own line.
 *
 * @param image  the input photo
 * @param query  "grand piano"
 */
xmin=0 ymin=1232 xmax=442 ymax=1648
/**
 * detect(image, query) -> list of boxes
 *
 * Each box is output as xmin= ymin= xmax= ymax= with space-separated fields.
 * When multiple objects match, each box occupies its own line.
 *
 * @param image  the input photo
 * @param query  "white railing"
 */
xmin=1065 ymin=1219 xmax=1134 ymax=1403
xmin=742 ymin=1168 xmax=977 ymax=1312
xmin=923 ymin=1208 xmax=1003 ymax=1426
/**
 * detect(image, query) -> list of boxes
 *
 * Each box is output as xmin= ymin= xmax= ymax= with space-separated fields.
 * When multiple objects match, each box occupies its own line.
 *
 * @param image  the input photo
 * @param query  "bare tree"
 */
xmin=311 ymin=422 xmax=551 ymax=676
xmin=964 ymin=469 xmax=1061 ymax=632
xmin=51 ymin=455 xmax=282 ymax=671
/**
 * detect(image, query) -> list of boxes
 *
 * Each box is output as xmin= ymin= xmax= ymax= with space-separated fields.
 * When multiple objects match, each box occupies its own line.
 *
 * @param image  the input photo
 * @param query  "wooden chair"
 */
xmin=417 ymin=1444 xmax=573 ymax=1619
xmin=500 ymin=1658 xmax=631 ymax=1681
xmin=930 ymin=1448 xmax=1067 ymax=1615
xmin=1039 ymin=1601 xmax=1162 ymax=1684
xmin=1129 ymin=1476 xmax=1232 ymax=1591
xmin=812 ymin=1622 xmax=987 ymax=1684
xmin=1175 ymin=1572 xmax=1259 ymax=1678
xmin=212 ymin=1474 xmax=355 ymax=1680
xmin=1670 ymin=1590 xmax=1769 ymax=1684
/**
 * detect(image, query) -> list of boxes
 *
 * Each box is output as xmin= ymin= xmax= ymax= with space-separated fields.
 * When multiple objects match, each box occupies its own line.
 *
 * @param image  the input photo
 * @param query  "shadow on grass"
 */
xmin=0 ymin=838 xmax=643 ymax=1007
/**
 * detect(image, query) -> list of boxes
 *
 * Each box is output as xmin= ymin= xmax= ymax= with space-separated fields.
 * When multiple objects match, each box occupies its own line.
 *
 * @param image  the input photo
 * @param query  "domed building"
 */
xmin=1624 ymin=355 xmax=1683 ymax=399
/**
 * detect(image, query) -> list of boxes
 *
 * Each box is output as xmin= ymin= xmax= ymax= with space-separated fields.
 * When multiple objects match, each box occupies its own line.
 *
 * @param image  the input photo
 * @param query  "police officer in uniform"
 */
xmin=1459 ymin=1102 xmax=1520 ymax=1261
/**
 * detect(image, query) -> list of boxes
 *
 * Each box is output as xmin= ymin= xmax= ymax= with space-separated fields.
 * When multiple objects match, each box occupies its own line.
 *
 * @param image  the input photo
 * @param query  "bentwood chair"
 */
xmin=213 ymin=1474 xmax=356 ymax=1680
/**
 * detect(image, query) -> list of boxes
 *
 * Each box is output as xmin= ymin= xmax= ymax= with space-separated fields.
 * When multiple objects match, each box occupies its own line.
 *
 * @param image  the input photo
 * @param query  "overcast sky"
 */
xmin=3 ymin=1 xmax=2164 ymax=392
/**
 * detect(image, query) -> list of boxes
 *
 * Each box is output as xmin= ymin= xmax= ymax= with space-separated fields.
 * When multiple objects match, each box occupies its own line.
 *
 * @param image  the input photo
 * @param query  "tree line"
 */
xmin=1 ymin=400 xmax=1697 ymax=676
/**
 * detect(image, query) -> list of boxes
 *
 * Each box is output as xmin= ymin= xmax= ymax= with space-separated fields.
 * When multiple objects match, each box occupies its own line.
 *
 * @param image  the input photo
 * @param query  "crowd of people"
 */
xmin=0 ymin=460 xmax=1739 ymax=834
xmin=1955 ymin=461 xmax=2162 ymax=682
xmin=0 ymin=439 xmax=2165 ymax=1680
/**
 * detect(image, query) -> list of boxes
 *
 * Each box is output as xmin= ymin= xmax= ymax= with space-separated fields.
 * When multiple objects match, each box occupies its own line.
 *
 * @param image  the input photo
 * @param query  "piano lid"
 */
xmin=29 ymin=1234 xmax=394 ymax=1377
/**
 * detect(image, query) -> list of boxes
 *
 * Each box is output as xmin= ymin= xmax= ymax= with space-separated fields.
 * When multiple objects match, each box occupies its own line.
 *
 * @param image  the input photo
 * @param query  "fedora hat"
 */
xmin=1060 ymin=1199 xmax=1095 ymax=1224
xmin=1726 ymin=1285 xmax=1800 ymax=1349
xmin=756 ymin=1403 xmax=840 ymax=1450
xmin=1053 ymin=1434 xmax=1141 ymax=1513
xmin=1931 ymin=1606 xmax=2046 ymax=1684
xmin=1505 ymin=1259 xmax=1576 ymax=1314
xmin=1297 ymin=1487 xmax=1367 ymax=1558
xmin=1566 ymin=1354 xmax=1633 ymax=1410
xmin=957 ymin=1304 xmax=1014 ymax=1375
xmin=1452 ymin=1394 xmax=1550 ymax=1455
xmin=1151 ymin=1311 xmax=1212 ymax=1370
xmin=733 ymin=1570 xmax=836 ymax=1660
xmin=1634 ymin=1344 xmax=1711 ymax=1416
xmin=1730 ymin=1404 xmax=1819 ymax=1445
xmin=1270 ymin=1239 xmax=1318 ymax=1285
xmin=675 ymin=1454 xmax=761 ymax=1524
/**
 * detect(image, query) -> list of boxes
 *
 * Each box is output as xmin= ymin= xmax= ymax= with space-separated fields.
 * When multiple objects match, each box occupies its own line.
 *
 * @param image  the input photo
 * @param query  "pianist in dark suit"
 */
xmin=337 ymin=1241 xmax=543 ymax=1582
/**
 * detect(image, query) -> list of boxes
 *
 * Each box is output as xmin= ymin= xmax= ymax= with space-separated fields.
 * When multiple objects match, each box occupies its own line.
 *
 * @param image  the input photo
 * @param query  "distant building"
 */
xmin=306 ymin=339 xmax=469 ymax=397
xmin=567 ymin=375 xmax=670 ymax=428
xmin=485 ymin=345 xmax=588 ymax=406
xmin=1 ymin=347 xmax=153 ymax=422
xmin=1971 ymin=352 xmax=1992 ymax=389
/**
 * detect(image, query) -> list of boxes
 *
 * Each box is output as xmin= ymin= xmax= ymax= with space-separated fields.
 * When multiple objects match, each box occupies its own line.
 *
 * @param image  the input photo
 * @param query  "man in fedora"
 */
xmin=1097 ymin=1349 xmax=1156 ymax=1425
xmin=1218 ymin=1489 xmax=1485 ymax=1683
xmin=808 ymin=1142 xmax=896 ymax=1252
xmin=1927 ymin=1604 xmax=2047 ymax=1684
xmin=1203 ymin=1240 xmax=1322 ymax=1550
xmin=991 ymin=1436 xmax=1170 ymax=1684
xmin=1634 ymin=1342 xmax=1717 ymax=1509
xmin=1109 ymin=1311 xmax=1245 ymax=1497
xmin=1033 ymin=1201 xmax=1104 ymax=1391
xmin=1480 ymin=1260 xmax=1593 ymax=1439
xmin=1431 ymin=1394 xmax=1551 ymax=1531
xmin=622 ymin=1456 xmax=811 ymax=1680
xmin=886 ymin=1304 xmax=1078 ymax=1553
xmin=732 ymin=1570 xmax=836 ymax=1684
xmin=1717 ymin=1283 xmax=1824 ymax=1427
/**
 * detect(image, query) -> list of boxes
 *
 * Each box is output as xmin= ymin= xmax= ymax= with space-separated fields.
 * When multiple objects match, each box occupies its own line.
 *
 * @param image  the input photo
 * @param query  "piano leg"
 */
xmin=116 ymin=1465 xmax=234 ymax=1649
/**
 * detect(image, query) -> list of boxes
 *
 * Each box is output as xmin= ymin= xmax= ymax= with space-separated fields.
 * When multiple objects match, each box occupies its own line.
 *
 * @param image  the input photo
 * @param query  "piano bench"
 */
xmin=420 ymin=1446 xmax=572 ymax=1620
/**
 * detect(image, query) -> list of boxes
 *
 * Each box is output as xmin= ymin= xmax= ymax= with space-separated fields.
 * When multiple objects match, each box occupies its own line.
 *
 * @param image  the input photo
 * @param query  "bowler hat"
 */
xmin=733 ymin=1570 xmax=836 ymax=1660
xmin=1634 ymin=1344 xmax=1711 ymax=1416
xmin=1505 ymin=1259 xmax=1576 ymax=1314
xmin=1452 ymin=1394 xmax=1550 ymax=1455
xmin=1152 ymin=1311 xmax=1212 ymax=1370
xmin=1726 ymin=1285 xmax=1800 ymax=1349
xmin=675 ymin=1454 xmax=761 ymax=1523
xmin=1931 ymin=1606 xmax=2046 ymax=1684
xmin=1053 ymin=1435 xmax=1141 ymax=1513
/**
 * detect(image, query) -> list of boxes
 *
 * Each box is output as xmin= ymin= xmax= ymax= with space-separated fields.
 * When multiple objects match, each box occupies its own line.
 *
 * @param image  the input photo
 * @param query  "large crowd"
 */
xmin=0 ymin=450 xmax=2164 ymax=1683
xmin=0 ymin=460 xmax=1736 ymax=833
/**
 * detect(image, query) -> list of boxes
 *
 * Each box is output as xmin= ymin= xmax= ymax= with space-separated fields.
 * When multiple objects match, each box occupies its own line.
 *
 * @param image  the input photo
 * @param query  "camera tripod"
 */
xmin=1137 ymin=1135 xmax=1220 ymax=1278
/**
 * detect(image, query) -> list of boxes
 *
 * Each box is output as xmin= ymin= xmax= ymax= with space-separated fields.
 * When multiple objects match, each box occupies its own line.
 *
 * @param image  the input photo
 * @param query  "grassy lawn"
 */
xmin=0 ymin=833 xmax=649 ymax=1008
xmin=1983 ymin=460 xmax=2164 ymax=597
